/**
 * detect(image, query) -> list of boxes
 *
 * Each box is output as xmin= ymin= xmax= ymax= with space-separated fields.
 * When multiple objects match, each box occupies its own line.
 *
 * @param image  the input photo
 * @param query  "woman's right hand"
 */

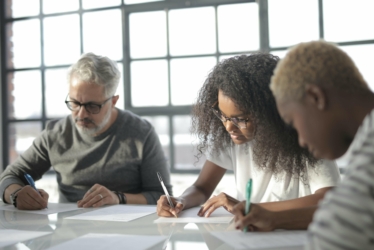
xmin=157 ymin=195 xmax=184 ymax=217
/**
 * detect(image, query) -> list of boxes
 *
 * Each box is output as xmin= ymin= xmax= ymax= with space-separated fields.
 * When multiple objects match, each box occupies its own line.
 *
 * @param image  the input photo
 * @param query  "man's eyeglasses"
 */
xmin=211 ymin=102 xmax=250 ymax=129
xmin=65 ymin=95 xmax=113 ymax=114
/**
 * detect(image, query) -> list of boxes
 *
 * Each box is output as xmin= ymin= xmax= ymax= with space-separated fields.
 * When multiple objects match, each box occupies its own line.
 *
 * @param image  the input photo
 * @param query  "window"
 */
xmin=1 ymin=0 xmax=373 ymax=173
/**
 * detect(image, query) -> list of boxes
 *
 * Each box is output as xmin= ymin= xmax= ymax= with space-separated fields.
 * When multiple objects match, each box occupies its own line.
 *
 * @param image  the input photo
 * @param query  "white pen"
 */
xmin=157 ymin=172 xmax=174 ymax=209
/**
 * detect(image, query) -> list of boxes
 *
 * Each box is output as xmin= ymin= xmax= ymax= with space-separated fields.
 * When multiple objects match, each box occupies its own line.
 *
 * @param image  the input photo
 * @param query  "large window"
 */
xmin=1 ymin=0 xmax=374 ymax=173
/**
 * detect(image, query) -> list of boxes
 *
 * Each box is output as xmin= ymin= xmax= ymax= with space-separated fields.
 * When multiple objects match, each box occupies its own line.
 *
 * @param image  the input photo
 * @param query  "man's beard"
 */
xmin=75 ymin=109 xmax=112 ymax=136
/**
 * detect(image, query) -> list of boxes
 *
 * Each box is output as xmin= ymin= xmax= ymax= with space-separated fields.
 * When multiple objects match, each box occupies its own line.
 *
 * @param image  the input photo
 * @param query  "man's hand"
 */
xmin=198 ymin=192 xmax=239 ymax=217
xmin=16 ymin=186 xmax=49 ymax=210
xmin=77 ymin=184 xmax=119 ymax=208
xmin=233 ymin=201 xmax=276 ymax=232
xmin=157 ymin=195 xmax=184 ymax=217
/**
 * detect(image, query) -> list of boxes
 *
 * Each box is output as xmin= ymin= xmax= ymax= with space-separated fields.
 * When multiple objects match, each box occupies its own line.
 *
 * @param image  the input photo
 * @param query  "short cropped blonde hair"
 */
xmin=270 ymin=40 xmax=368 ymax=102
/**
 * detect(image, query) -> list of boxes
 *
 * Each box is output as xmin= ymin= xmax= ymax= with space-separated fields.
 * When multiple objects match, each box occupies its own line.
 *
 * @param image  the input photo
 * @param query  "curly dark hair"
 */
xmin=191 ymin=53 xmax=318 ymax=179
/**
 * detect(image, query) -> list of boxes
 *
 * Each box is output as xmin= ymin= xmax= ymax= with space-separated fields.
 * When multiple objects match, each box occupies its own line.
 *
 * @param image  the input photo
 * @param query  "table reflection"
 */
xmin=0 ymin=203 xmax=235 ymax=250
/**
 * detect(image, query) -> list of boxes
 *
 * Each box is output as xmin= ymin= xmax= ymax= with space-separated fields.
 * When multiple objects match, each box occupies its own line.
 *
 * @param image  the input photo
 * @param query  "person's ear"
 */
xmin=305 ymin=84 xmax=327 ymax=110
xmin=112 ymin=95 xmax=119 ymax=106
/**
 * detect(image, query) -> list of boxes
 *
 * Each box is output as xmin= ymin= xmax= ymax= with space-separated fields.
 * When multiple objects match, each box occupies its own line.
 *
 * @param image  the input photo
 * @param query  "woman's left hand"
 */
xmin=198 ymin=192 xmax=239 ymax=217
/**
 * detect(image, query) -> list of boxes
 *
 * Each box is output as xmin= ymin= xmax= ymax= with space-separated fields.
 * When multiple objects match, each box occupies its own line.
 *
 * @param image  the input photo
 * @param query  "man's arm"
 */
xmin=0 ymin=130 xmax=51 ymax=205
xmin=139 ymin=127 xmax=172 ymax=204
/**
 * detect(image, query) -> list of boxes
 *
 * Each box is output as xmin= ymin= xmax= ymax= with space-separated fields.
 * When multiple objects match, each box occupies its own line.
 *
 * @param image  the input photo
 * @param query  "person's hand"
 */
xmin=198 ymin=192 xmax=239 ymax=217
xmin=77 ymin=184 xmax=119 ymax=208
xmin=157 ymin=195 xmax=184 ymax=217
xmin=232 ymin=202 xmax=276 ymax=232
xmin=16 ymin=186 xmax=49 ymax=210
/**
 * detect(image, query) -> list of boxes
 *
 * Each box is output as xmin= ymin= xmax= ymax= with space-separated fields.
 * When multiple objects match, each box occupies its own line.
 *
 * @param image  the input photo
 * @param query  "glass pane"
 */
xmin=323 ymin=0 xmax=374 ymax=42
xmin=82 ymin=0 xmax=121 ymax=9
xmin=268 ymin=0 xmax=319 ymax=48
xmin=116 ymin=63 xmax=125 ymax=110
xmin=173 ymin=115 xmax=205 ymax=170
xmin=131 ymin=60 xmax=168 ymax=107
xmin=169 ymin=7 xmax=216 ymax=56
xmin=218 ymin=3 xmax=259 ymax=53
xmin=43 ymin=0 xmax=79 ymax=14
xmin=141 ymin=116 xmax=170 ymax=163
xmin=125 ymin=0 xmax=162 ymax=4
xmin=130 ymin=11 xmax=167 ymax=59
xmin=8 ymin=20 xmax=41 ymax=69
xmin=43 ymin=14 xmax=81 ymax=66
xmin=6 ymin=0 xmax=39 ymax=18
xmin=8 ymin=122 xmax=42 ymax=164
xmin=270 ymin=50 xmax=288 ymax=59
xmin=9 ymin=70 xmax=42 ymax=119
xmin=170 ymin=57 xmax=216 ymax=106
xmin=219 ymin=54 xmax=248 ymax=62
xmin=83 ymin=10 xmax=123 ymax=61
xmin=339 ymin=44 xmax=374 ymax=91
xmin=45 ymin=68 xmax=70 ymax=118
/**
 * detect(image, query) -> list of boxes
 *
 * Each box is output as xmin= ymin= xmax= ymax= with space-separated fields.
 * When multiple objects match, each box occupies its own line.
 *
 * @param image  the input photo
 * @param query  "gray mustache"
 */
xmin=75 ymin=118 xmax=94 ymax=124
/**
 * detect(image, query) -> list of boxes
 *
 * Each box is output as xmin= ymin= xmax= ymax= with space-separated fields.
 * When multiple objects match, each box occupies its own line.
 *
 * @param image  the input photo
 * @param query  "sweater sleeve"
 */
xmin=139 ymin=126 xmax=172 ymax=204
xmin=0 ymin=129 xmax=52 ymax=202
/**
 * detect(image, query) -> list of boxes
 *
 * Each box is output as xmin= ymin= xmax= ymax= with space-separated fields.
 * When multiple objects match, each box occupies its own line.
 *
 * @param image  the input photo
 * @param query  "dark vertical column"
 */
xmin=258 ymin=0 xmax=270 ymax=53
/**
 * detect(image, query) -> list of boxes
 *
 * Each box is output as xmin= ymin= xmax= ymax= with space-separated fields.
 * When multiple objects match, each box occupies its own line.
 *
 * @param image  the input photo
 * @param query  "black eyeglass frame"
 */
xmin=65 ymin=95 xmax=113 ymax=114
xmin=211 ymin=102 xmax=250 ymax=129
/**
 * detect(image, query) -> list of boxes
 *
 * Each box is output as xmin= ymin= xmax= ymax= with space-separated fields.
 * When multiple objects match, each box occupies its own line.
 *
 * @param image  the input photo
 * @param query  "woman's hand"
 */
xmin=232 ymin=201 xmax=276 ymax=232
xmin=157 ymin=195 xmax=185 ymax=217
xmin=198 ymin=192 xmax=239 ymax=217
xmin=77 ymin=184 xmax=119 ymax=208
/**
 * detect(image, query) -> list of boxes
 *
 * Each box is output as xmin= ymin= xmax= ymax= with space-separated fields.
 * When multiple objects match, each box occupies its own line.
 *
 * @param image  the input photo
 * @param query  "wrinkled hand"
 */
xmin=16 ymin=186 xmax=49 ymax=210
xmin=198 ymin=192 xmax=239 ymax=217
xmin=233 ymin=202 xmax=276 ymax=232
xmin=77 ymin=184 xmax=119 ymax=208
xmin=157 ymin=195 xmax=184 ymax=217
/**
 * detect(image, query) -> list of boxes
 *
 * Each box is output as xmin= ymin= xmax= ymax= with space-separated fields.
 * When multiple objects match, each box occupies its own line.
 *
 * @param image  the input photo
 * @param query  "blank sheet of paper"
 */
xmin=0 ymin=203 xmax=82 ymax=215
xmin=154 ymin=207 xmax=233 ymax=223
xmin=210 ymin=230 xmax=307 ymax=249
xmin=0 ymin=229 xmax=52 ymax=248
xmin=65 ymin=205 xmax=156 ymax=222
xmin=46 ymin=233 xmax=167 ymax=250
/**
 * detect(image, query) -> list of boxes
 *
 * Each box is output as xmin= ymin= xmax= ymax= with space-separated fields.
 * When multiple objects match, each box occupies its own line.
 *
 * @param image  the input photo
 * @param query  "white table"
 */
xmin=0 ymin=202 xmax=303 ymax=250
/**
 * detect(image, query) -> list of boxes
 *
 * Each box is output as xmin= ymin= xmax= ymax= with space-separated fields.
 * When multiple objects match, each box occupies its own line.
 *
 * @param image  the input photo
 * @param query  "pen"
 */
xmin=157 ymin=172 xmax=174 ymax=209
xmin=24 ymin=173 xmax=47 ymax=208
xmin=24 ymin=173 xmax=38 ymax=191
xmin=243 ymin=178 xmax=252 ymax=232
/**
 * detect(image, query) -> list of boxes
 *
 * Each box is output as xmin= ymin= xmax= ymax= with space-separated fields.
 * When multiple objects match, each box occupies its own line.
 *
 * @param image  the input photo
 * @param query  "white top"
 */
xmin=306 ymin=109 xmax=374 ymax=250
xmin=206 ymin=141 xmax=341 ymax=202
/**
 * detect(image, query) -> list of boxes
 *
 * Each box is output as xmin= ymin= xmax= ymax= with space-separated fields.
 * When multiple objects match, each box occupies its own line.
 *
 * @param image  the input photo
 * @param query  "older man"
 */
xmin=0 ymin=53 xmax=172 ymax=210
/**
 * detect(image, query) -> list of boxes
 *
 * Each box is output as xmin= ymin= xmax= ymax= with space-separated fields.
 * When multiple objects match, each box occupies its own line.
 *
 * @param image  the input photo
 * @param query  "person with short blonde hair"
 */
xmin=270 ymin=40 xmax=368 ymax=102
xmin=269 ymin=40 xmax=374 ymax=250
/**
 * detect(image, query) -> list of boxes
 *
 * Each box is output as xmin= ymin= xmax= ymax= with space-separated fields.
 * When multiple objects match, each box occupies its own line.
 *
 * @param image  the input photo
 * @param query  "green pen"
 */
xmin=243 ymin=178 xmax=252 ymax=232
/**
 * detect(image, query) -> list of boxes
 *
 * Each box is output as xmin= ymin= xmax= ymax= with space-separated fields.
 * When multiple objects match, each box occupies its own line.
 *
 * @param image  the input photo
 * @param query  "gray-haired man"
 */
xmin=0 ymin=53 xmax=172 ymax=210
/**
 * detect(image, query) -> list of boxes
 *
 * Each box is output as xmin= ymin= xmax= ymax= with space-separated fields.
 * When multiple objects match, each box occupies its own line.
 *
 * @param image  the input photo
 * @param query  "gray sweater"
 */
xmin=0 ymin=109 xmax=172 ymax=204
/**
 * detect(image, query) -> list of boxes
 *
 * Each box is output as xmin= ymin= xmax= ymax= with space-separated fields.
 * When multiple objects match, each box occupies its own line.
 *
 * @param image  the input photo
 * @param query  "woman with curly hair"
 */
xmin=157 ymin=53 xmax=340 ymax=230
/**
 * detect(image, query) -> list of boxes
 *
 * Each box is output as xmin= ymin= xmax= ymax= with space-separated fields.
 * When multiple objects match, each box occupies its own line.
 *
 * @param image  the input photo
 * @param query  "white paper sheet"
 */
xmin=46 ymin=233 xmax=167 ymax=250
xmin=0 ymin=203 xmax=82 ymax=214
xmin=65 ymin=205 xmax=156 ymax=222
xmin=210 ymin=230 xmax=307 ymax=249
xmin=0 ymin=229 xmax=52 ymax=248
xmin=153 ymin=207 xmax=233 ymax=223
